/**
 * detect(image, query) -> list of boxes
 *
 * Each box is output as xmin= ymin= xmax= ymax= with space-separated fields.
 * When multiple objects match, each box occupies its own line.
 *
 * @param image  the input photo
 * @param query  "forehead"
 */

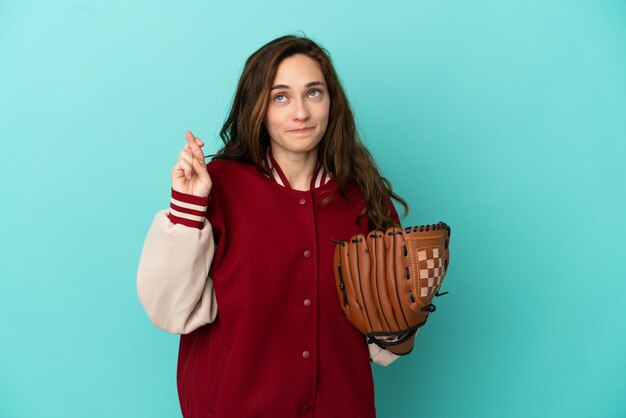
xmin=272 ymin=54 xmax=325 ymax=86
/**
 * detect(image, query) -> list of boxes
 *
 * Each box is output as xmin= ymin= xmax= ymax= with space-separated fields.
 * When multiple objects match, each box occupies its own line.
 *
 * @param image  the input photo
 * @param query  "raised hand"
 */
xmin=171 ymin=130 xmax=212 ymax=197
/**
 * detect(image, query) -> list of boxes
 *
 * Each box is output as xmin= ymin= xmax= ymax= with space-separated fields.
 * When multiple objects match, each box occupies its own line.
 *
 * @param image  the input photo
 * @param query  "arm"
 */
xmin=137 ymin=130 xmax=217 ymax=335
xmin=137 ymin=190 xmax=218 ymax=335
xmin=368 ymin=343 xmax=399 ymax=366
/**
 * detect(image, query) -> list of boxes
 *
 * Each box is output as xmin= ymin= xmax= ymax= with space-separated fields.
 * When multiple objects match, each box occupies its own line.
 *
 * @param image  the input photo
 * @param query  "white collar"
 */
xmin=264 ymin=150 xmax=331 ymax=190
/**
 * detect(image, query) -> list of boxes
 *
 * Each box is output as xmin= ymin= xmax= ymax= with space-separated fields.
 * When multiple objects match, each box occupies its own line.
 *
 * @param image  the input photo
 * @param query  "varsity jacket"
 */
xmin=137 ymin=157 xmax=400 ymax=417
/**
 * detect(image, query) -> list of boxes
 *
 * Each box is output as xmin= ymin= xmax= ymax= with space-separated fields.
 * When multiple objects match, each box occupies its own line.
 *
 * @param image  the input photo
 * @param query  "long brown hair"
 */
xmin=215 ymin=34 xmax=408 ymax=229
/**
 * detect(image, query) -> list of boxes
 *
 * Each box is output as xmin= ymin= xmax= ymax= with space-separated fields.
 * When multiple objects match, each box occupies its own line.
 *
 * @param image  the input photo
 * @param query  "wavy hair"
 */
xmin=214 ymin=34 xmax=408 ymax=229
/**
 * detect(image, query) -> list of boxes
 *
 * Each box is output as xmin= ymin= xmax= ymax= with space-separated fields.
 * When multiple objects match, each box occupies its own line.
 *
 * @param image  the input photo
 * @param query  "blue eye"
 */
xmin=309 ymin=89 xmax=320 ymax=97
xmin=274 ymin=94 xmax=287 ymax=102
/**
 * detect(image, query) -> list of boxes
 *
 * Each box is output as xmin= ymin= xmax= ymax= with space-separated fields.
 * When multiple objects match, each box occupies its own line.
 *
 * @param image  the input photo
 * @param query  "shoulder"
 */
xmin=205 ymin=158 xmax=270 ymax=195
xmin=206 ymin=158 xmax=238 ymax=173
xmin=206 ymin=158 xmax=257 ymax=178
xmin=341 ymin=179 xmax=366 ymax=206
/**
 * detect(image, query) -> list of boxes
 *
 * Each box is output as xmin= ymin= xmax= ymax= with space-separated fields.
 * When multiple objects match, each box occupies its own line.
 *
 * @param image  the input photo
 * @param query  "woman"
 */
xmin=137 ymin=34 xmax=408 ymax=418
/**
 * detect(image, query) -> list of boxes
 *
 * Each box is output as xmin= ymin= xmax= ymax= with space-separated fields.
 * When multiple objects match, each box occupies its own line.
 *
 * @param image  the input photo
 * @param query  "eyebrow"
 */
xmin=270 ymin=81 xmax=325 ymax=91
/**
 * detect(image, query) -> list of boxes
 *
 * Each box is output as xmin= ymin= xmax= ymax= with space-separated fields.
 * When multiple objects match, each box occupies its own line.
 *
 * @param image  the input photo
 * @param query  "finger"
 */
xmin=179 ymin=159 xmax=193 ymax=179
xmin=192 ymin=157 xmax=211 ymax=181
xmin=191 ymin=140 xmax=205 ymax=162
xmin=186 ymin=131 xmax=205 ymax=161
xmin=192 ymin=154 xmax=206 ymax=170
xmin=185 ymin=130 xmax=205 ymax=151
xmin=187 ymin=130 xmax=204 ymax=147
xmin=172 ymin=164 xmax=185 ymax=180
xmin=183 ymin=146 xmax=205 ymax=174
xmin=179 ymin=149 xmax=193 ymax=165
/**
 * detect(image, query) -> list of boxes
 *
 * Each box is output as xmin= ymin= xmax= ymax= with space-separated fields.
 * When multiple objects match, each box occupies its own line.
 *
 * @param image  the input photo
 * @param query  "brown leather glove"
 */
xmin=333 ymin=223 xmax=451 ymax=356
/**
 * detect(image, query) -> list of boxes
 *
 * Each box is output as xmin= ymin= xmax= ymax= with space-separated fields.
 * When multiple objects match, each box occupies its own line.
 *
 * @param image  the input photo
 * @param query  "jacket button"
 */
xmin=303 ymin=299 xmax=312 ymax=307
xmin=301 ymin=404 xmax=310 ymax=412
xmin=298 ymin=198 xmax=306 ymax=205
xmin=303 ymin=250 xmax=312 ymax=258
xmin=302 ymin=350 xmax=310 ymax=359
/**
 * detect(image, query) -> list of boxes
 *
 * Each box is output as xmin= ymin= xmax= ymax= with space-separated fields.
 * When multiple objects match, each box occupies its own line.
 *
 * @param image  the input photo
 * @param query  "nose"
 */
xmin=292 ymin=98 xmax=311 ymax=121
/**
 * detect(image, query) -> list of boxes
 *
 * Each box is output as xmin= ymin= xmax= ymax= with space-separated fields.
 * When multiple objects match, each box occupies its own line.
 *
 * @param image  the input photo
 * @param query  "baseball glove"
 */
xmin=333 ymin=222 xmax=451 ymax=356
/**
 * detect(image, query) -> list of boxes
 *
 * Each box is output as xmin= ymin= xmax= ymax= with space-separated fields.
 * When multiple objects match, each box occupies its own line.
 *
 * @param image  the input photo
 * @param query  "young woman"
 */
xmin=137 ymin=34 xmax=408 ymax=418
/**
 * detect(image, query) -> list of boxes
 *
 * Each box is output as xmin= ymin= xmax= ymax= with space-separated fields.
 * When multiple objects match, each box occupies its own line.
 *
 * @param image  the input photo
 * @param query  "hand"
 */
xmin=171 ymin=130 xmax=212 ymax=197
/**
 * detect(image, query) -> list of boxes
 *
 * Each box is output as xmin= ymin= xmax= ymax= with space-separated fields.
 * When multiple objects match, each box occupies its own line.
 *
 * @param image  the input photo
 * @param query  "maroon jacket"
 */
xmin=172 ymin=158 xmax=401 ymax=418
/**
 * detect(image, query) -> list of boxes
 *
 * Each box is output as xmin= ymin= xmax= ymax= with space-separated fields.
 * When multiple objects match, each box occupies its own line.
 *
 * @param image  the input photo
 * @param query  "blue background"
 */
xmin=1 ymin=0 xmax=625 ymax=417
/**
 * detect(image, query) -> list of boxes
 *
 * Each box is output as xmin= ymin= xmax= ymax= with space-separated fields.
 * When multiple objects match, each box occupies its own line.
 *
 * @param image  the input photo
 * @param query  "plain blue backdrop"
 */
xmin=1 ymin=0 xmax=625 ymax=417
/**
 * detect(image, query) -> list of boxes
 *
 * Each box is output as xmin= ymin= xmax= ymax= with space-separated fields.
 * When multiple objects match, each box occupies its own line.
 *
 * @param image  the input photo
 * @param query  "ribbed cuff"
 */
xmin=168 ymin=188 xmax=210 ymax=229
xmin=368 ymin=342 xmax=400 ymax=366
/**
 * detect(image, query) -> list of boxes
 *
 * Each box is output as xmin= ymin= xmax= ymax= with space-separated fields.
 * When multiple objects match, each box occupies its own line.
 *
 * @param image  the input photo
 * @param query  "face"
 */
xmin=264 ymin=54 xmax=330 ymax=158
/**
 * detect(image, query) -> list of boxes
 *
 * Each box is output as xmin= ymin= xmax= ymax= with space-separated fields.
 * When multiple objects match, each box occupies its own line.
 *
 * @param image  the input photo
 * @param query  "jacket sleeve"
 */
xmin=368 ymin=342 xmax=399 ymax=366
xmin=136 ymin=189 xmax=218 ymax=335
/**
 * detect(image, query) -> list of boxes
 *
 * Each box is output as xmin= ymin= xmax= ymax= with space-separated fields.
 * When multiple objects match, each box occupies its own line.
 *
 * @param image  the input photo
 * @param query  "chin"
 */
xmin=271 ymin=133 xmax=324 ymax=155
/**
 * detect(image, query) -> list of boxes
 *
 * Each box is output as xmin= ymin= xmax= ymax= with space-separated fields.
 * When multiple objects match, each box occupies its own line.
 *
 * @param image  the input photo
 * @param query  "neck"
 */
xmin=270 ymin=147 xmax=319 ymax=191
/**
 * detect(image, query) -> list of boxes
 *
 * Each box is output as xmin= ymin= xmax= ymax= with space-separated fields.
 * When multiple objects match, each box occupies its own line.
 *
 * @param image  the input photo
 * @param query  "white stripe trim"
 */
xmin=265 ymin=153 xmax=272 ymax=171
xmin=272 ymin=168 xmax=285 ymax=186
xmin=314 ymin=167 xmax=324 ymax=188
xmin=266 ymin=151 xmax=331 ymax=189
xmin=266 ymin=152 xmax=285 ymax=187
xmin=171 ymin=197 xmax=207 ymax=212
xmin=169 ymin=208 xmax=204 ymax=222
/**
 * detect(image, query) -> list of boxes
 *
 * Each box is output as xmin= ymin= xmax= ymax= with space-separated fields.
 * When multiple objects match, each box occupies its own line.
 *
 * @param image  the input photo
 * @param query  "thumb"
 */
xmin=192 ymin=157 xmax=209 ymax=178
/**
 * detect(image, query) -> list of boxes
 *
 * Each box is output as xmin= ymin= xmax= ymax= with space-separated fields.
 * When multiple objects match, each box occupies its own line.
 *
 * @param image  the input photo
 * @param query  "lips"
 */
xmin=288 ymin=127 xmax=314 ymax=133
